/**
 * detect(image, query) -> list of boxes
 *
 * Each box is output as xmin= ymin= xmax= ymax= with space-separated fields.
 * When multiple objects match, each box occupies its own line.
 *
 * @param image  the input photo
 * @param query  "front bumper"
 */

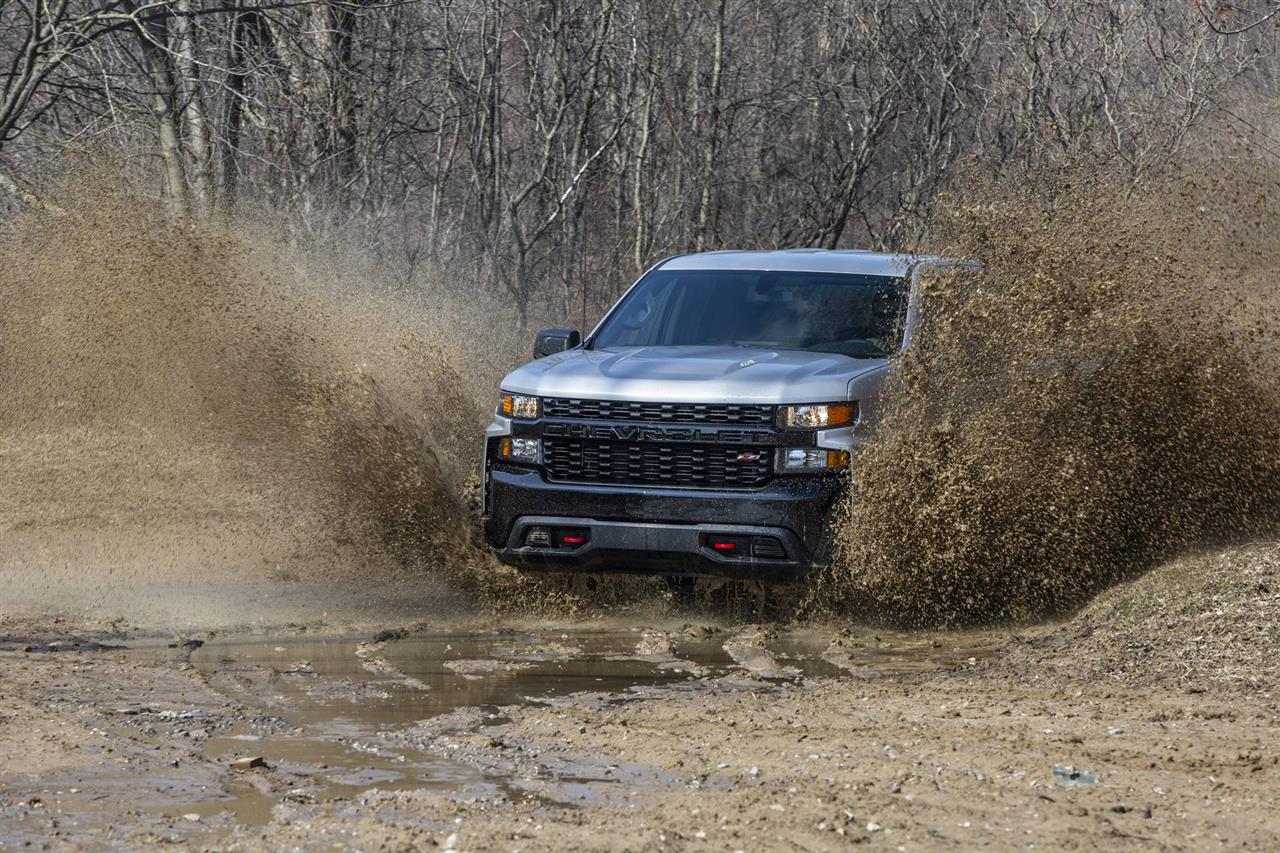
xmin=483 ymin=464 xmax=842 ymax=580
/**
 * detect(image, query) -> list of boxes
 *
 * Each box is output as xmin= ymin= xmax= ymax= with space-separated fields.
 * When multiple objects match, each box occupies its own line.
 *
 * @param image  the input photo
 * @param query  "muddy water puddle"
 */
xmin=1 ymin=625 xmax=1002 ymax=844
xmin=182 ymin=631 xmax=699 ymax=823
xmin=179 ymin=628 xmax=997 ymax=817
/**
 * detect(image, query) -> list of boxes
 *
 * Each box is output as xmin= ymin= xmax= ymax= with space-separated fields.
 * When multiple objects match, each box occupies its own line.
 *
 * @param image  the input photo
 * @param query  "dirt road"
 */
xmin=2 ymin=544 xmax=1277 ymax=851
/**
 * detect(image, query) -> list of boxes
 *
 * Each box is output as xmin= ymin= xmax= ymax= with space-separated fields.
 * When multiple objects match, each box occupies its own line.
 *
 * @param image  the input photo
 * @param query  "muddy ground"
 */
xmin=2 ymin=544 xmax=1277 ymax=852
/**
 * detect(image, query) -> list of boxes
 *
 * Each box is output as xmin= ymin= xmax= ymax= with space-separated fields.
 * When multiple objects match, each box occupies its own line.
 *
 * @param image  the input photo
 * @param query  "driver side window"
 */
xmin=605 ymin=277 xmax=678 ymax=346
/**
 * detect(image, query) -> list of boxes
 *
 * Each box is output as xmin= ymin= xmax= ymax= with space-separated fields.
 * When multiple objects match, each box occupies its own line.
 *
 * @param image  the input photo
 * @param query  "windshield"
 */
xmin=591 ymin=269 xmax=907 ymax=359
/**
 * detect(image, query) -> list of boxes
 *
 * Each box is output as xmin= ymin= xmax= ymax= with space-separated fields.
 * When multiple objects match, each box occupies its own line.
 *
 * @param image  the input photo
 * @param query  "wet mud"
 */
xmin=0 ymin=624 xmax=1001 ymax=848
xmin=2 ymin=600 xmax=1278 ymax=851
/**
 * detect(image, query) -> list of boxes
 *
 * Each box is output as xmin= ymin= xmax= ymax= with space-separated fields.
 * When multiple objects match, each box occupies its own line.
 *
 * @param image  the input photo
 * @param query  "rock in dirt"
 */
xmin=1052 ymin=767 xmax=1098 ymax=787
xmin=230 ymin=756 xmax=267 ymax=771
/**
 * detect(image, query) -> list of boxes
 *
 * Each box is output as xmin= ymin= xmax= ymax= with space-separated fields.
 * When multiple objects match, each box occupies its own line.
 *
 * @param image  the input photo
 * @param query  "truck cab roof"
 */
xmin=658 ymin=249 xmax=920 ymax=278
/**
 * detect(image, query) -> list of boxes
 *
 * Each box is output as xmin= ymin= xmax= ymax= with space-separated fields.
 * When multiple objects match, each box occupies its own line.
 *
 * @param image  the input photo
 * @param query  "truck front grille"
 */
xmin=543 ymin=398 xmax=774 ymax=425
xmin=543 ymin=440 xmax=772 ymax=488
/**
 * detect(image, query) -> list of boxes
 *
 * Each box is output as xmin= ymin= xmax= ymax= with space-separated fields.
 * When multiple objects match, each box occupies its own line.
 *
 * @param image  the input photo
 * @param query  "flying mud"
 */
xmin=817 ymin=159 xmax=1280 ymax=625
xmin=0 ymin=178 xmax=524 ymax=625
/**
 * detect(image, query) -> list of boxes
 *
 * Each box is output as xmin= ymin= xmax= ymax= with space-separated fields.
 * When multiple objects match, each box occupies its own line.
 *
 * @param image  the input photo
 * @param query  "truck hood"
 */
xmin=500 ymin=346 xmax=888 ymax=404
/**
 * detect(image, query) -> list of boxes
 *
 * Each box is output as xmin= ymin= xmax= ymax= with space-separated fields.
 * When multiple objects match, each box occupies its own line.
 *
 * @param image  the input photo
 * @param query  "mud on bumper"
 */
xmin=483 ymin=465 xmax=842 ymax=581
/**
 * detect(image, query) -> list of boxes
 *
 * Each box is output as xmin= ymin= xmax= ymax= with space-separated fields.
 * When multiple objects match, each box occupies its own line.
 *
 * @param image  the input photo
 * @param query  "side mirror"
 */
xmin=533 ymin=328 xmax=581 ymax=359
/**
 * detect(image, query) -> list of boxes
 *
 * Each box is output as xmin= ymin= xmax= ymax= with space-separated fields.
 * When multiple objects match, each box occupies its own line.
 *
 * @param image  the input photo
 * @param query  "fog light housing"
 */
xmin=500 ymin=393 xmax=540 ymax=419
xmin=778 ymin=447 xmax=850 ymax=472
xmin=499 ymin=436 xmax=541 ymax=464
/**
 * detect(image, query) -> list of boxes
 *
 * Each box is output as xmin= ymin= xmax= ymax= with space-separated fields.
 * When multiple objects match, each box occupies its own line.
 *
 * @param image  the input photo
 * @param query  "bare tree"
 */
xmin=0 ymin=0 xmax=1271 ymax=322
xmin=1198 ymin=1 xmax=1280 ymax=35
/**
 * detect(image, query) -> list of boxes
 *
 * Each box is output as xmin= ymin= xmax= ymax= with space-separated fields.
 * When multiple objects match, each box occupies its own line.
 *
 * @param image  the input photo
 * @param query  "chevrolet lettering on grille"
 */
xmin=542 ymin=422 xmax=768 ymax=445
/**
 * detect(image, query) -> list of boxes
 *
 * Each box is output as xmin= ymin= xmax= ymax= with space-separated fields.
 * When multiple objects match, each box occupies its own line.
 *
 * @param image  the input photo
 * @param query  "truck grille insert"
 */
xmin=543 ymin=440 xmax=772 ymax=488
xmin=543 ymin=398 xmax=774 ymax=425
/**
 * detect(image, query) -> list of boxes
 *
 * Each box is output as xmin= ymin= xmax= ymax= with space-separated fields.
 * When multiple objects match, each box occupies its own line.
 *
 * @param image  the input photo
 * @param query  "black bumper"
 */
xmin=483 ymin=464 xmax=842 ymax=580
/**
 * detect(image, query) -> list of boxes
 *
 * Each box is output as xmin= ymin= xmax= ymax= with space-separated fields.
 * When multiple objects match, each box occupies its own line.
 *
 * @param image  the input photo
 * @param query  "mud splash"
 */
xmin=9 ymin=162 xmax=1280 ymax=630
xmin=0 ymin=179 xmax=499 ymax=607
xmin=820 ymin=157 xmax=1280 ymax=626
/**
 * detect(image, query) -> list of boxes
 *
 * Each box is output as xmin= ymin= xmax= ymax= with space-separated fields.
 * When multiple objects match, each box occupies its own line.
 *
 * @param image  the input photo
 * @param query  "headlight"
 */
xmin=500 ymin=392 xmax=540 ymax=419
xmin=499 ymin=437 xmax=541 ymax=464
xmin=779 ymin=402 xmax=857 ymax=429
xmin=778 ymin=447 xmax=851 ymax=472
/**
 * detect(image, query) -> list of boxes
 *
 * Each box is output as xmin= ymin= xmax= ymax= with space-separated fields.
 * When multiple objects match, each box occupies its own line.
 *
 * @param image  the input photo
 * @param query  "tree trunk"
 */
xmin=135 ymin=5 xmax=190 ymax=217
xmin=631 ymin=86 xmax=653 ymax=270
xmin=173 ymin=0 xmax=212 ymax=215
xmin=693 ymin=0 xmax=727 ymax=252
xmin=220 ymin=3 xmax=249 ymax=210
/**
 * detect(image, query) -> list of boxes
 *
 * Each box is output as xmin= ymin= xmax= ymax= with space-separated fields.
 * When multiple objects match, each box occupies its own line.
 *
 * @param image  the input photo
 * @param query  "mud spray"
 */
xmin=0 ymin=178 xmax=528 ymax=622
xmin=6 ymin=159 xmax=1280 ymax=630
xmin=817 ymin=155 xmax=1280 ymax=626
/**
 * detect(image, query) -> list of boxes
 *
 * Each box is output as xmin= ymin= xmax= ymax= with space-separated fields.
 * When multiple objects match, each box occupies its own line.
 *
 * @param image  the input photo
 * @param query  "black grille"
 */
xmin=543 ymin=398 xmax=774 ymax=425
xmin=543 ymin=440 xmax=772 ymax=488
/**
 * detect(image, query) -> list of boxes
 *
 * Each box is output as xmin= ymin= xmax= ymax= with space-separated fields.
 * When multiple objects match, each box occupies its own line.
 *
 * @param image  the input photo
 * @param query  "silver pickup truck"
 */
xmin=481 ymin=249 xmax=927 ymax=581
